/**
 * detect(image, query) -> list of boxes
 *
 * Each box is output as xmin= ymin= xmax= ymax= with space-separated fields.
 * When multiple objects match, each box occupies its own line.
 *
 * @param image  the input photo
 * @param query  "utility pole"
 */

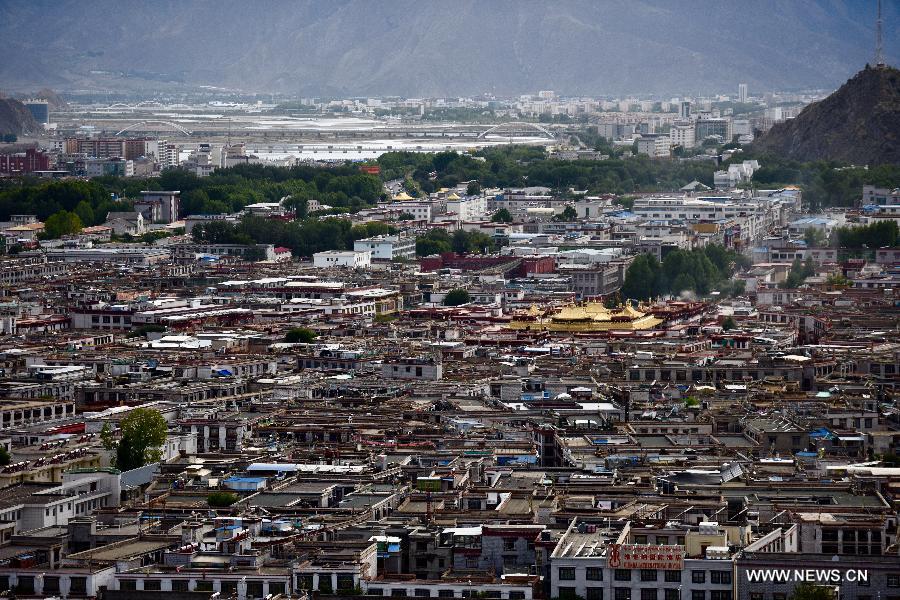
xmin=876 ymin=0 xmax=885 ymax=67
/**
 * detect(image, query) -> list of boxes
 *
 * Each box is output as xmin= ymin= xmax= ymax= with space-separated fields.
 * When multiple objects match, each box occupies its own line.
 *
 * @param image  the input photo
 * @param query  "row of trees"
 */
xmin=734 ymin=152 xmax=900 ymax=210
xmin=191 ymin=215 xmax=396 ymax=257
xmin=375 ymin=145 xmax=720 ymax=196
xmin=414 ymin=228 xmax=496 ymax=256
xmin=831 ymin=221 xmax=899 ymax=249
xmin=0 ymin=179 xmax=130 ymax=227
xmin=0 ymin=162 xmax=386 ymax=233
xmin=101 ymin=163 xmax=387 ymax=218
xmin=621 ymin=245 xmax=750 ymax=300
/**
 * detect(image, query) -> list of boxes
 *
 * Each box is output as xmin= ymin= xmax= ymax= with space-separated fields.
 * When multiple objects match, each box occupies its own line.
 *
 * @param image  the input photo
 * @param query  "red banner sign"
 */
xmin=607 ymin=544 xmax=684 ymax=570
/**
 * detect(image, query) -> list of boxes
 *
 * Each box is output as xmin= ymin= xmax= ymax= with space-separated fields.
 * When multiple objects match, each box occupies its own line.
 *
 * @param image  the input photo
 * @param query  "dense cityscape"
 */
xmin=0 ymin=2 xmax=899 ymax=600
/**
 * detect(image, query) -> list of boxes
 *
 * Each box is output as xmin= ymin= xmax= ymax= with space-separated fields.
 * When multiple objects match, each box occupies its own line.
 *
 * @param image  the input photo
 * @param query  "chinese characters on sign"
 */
xmin=607 ymin=544 xmax=685 ymax=570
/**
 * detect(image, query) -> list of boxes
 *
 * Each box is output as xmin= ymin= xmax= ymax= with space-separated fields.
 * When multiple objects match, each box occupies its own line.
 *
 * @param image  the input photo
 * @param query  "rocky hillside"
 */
xmin=0 ymin=98 xmax=40 ymax=137
xmin=753 ymin=65 xmax=900 ymax=165
xmin=35 ymin=88 xmax=69 ymax=111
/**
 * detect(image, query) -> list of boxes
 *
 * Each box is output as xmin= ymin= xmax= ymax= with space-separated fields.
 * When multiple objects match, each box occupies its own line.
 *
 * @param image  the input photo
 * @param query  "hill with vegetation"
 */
xmin=754 ymin=65 xmax=900 ymax=165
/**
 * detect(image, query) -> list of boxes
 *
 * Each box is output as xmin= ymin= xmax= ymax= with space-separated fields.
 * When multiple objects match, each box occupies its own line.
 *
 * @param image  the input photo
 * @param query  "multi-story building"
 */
xmin=353 ymin=234 xmax=416 ymax=261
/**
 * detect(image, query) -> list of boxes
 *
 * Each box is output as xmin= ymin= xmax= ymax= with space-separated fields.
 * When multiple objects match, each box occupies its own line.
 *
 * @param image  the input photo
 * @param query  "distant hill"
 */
xmin=753 ymin=65 xmax=900 ymax=165
xmin=0 ymin=0 xmax=897 ymax=96
xmin=0 ymin=98 xmax=40 ymax=137
xmin=35 ymin=88 xmax=69 ymax=111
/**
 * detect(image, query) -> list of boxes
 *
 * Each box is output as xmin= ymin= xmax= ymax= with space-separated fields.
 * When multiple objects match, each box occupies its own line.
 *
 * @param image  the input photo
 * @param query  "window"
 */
xmin=641 ymin=570 xmax=657 ymax=582
xmin=195 ymin=581 xmax=214 ymax=592
xmin=269 ymin=582 xmax=286 ymax=596
xmin=711 ymin=593 xmax=733 ymax=600
xmin=509 ymin=593 xmax=525 ymax=600
xmin=641 ymin=590 xmax=658 ymax=600
xmin=558 ymin=588 xmax=577 ymax=600
xmin=558 ymin=567 xmax=576 ymax=581
xmin=221 ymin=581 xmax=238 ymax=595
xmin=370 ymin=590 xmax=384 ymax=596
xmin=692 ymin=570 xmax=706 ymax=584
xmin=504 ymin=538 xmax=517 ymax=551
xmin=414 ymin=589 xmax=432 ymax=598
xmin=247 ymin=581 xmax=264 ymax=598
xmin=615 ymin=569 xmax=632 ymax=581
xmin=750 ymin=595 xmax=764 ymax=600
xmin=587 ymin=589 xmax=603 ymax=600
xmin=119 ymin=580 xmax=137 ymax=592
xmin=43 ymin=578 xmax=60 ymax=594
xmin=586 ymin=567 xmax=603 ymax=581
xmin=143 ymin=580 xmax=161 ymax=591
xmin=711 ymin=571 xmax=731 ymax=585
xmin=692 ymin=592 xmax=705 ymax=600
xmin=665 ymin=591 xmax=679 ymax=600
xmin=634 ymin=535 xmax=648 ymax=544
xmin=664 ymin=571 xmax=681 ymax=583
xmin=615 ymin=589 xmax=631 ymax=600
xmin=171 ymin=580 xmax=189 ymax=592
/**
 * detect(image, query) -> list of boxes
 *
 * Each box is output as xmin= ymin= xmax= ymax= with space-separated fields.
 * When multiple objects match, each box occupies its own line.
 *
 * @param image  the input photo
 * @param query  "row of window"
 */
xmin=558 ymin=568 xmax=731 ymax=585
xmin=558 ymin=588 xmax=733 ymax=600
xmin=369 ymin=590 xmax=524 ymax=599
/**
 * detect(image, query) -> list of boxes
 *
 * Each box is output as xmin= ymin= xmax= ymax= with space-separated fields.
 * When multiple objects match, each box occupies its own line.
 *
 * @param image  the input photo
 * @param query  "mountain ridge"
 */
xmin=0 ymin=1 xmax=897 ymax=96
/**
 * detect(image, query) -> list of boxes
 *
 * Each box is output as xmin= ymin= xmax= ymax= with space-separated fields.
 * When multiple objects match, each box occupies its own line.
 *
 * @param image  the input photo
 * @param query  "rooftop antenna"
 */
xmin=876 ymin=0 xmax=885 ymax=67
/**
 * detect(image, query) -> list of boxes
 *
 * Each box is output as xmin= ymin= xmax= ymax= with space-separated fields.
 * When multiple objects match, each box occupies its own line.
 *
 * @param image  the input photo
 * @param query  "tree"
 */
xmin=0 ymin=447 xmax=10 ymax=466
xmin=443 ymin=288 xmax=471 ymax=306
xmin=73 ymin=201 xmax=96 ymax=227
xmin=113 ymin=408 xmax=168 ymax=471
xmin=789 ymin=584 xmax=834 ymax=600
xmin=466 ymin=181 xmax=481 ymax=196
xmin=491 ymin=208 xmax=513 ymax=223
xmin=780 ymin=257 xmax=816 ymax=289
xmin=208 ymin=492 xmax=239 ymax=507
xmin=44 ymin=210 xmax=83 ymax=238
xmin=284 ymin=327 xmax=317 ymax=344
xmin=621 ymin=254 xmax=662 ymax=301
xmin=722 ymin=316 xmax=737 ymax=330
xmin=803 ymin=227 xmax=827 ymax=248
xmin=416 ymin=230 xmax=451 ymax=256
xmin=553 ymin=205 xmax=578 ymax=221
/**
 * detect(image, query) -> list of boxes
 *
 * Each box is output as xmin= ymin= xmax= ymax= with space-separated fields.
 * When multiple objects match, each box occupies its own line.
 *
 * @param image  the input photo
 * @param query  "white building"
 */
xmin=636 ymin=134 xmax=671 ymax=158
xmin=312 ymin=250 xmax=372 ymax=269
xmin=669 ymin=121 xmax=696 ymax=149
xmin=446 ymin=195 xmax=488 ymax=221
xmin=353 ymin=234 xmax=416 ymax=261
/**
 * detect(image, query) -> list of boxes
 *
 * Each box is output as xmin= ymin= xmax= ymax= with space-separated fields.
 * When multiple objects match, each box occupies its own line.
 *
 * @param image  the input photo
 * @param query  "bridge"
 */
xmin=115 ymin=121 xmax=192 ymax=136
xmin=478 ymin=122 xmax=555 ymax=140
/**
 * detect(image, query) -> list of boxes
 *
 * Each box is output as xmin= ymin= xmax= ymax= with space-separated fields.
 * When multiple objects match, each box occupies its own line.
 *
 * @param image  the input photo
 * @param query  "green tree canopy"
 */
xmin=284 ymin=327 xmax=317 ymax=344
xmin=789 ymin=584 xmax=835 ymax=600
xmin=114 ymin=408 xmax=168 ymax=471
xmin=416 ymin=229 xmax=452 ymax=256
xmin=491 ymin=208 xmax=513 ymax=223
xmin=554 ymin=205 xmax=578 ymax=221
xmin=44 ymin=210 xmax=83 ymax=238
xmin=443 ymin=288 xmax=471 ymax=306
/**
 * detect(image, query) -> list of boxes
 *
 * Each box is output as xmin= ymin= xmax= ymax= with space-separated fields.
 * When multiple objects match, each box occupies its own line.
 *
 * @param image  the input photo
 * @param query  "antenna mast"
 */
xmin=876 ymin=0 xmax=885 ymax=67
